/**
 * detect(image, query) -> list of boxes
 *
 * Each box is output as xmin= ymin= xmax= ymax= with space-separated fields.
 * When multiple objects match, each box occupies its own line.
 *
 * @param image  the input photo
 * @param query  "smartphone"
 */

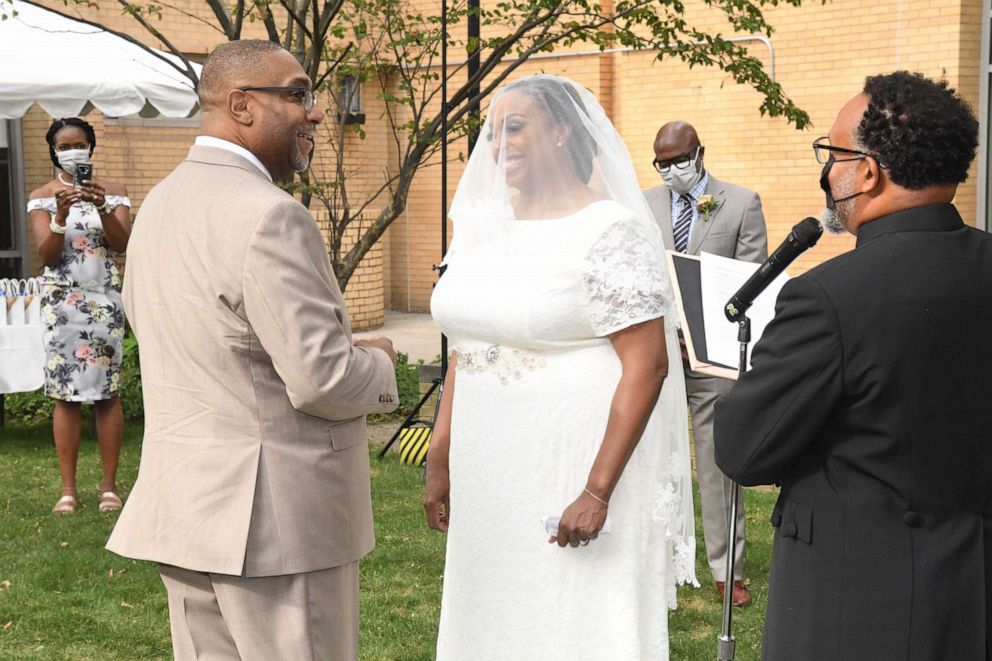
xmin=74 ymin=162 xmax=93 ymax=188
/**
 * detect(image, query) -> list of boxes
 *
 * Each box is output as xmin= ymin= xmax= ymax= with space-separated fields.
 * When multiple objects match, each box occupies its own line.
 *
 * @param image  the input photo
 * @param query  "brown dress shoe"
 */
xmin=715 ymin=580 xmax=753 ymax=607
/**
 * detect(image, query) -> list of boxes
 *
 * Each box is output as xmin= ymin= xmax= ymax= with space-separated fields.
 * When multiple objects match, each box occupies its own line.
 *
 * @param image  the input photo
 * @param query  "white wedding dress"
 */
xmin=431 ymin=200 xmax=695 ymax=661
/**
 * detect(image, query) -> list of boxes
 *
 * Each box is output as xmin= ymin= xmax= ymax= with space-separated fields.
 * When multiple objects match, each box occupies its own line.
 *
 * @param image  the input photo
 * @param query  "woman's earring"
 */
xmin=557 ymin=140 xmax=563 ymax=147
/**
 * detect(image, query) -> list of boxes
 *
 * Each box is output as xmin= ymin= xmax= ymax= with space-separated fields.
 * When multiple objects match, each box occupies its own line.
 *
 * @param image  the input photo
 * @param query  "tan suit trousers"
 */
xmin=159 ymin=562 xmax=359 ymax=661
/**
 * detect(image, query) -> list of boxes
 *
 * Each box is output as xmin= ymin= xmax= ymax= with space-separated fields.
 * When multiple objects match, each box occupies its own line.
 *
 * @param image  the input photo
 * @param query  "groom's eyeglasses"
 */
xmin=238 ymin=86 xmax=316 ymax=112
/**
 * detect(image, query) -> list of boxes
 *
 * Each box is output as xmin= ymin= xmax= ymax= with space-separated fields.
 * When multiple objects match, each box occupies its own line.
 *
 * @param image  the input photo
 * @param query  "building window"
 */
xmin=336 ymin=75 xmax=365 ymax=125
xmin=0 ymin=120 xmax=26 ymax=278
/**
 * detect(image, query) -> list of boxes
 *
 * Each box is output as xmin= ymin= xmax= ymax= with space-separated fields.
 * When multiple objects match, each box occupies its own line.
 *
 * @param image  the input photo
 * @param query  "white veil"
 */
xmin=447 ymin=75 xmax=663 ymax=262
xmin=446 ymin=74 xmax=698 ymax=595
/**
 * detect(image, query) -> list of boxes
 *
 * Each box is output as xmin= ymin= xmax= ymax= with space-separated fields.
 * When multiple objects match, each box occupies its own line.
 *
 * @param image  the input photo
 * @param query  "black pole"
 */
xmin=439 ymin=0 xmax=449 ymax=376
xmin=438 ymin=0 xmax=477 ymax=378
xmin=716 ymin=316 xmax=750 ymax=661
xmin=466 ymin=0 xmax=480 ymax=153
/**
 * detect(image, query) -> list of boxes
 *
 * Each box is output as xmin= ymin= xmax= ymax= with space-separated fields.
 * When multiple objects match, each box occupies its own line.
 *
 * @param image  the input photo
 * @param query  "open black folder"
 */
xmin=665 ymin=251 xmax=739 ymax=381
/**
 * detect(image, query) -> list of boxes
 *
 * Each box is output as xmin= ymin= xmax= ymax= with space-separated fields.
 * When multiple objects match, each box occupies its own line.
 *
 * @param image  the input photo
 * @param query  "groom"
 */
xmin=644 ymin=121 xmax=767 ymax=607
xmin=107 ymin=40 xmax=398 ymax=660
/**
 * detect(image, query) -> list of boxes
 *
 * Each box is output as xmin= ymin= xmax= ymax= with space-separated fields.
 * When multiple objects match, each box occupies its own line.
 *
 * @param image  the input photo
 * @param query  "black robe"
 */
xmin=715 ymin=203 xmax=992 ymax=661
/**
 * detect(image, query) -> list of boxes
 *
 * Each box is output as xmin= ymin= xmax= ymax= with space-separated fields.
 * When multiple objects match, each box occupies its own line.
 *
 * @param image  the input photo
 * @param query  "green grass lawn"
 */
xmin=0 ymin=423 xmax=777 ymax=660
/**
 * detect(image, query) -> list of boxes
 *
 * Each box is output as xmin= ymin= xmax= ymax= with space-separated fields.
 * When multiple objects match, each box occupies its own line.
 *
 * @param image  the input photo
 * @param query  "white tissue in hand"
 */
xmin=541 ymin=514 xmax=612 ymax=537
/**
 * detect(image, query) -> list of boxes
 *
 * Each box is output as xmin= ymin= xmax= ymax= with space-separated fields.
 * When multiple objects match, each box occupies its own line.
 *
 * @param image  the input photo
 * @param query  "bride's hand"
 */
xmin=424 ymin=462 xmax=451 ymax=532
xmin=552 ymin=491 xmax=608 ymax=548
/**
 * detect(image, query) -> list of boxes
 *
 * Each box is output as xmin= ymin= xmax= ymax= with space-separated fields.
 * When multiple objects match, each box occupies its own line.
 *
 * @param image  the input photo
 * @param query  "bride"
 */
xmin=426 ymin=74 xmax=697 ymax=660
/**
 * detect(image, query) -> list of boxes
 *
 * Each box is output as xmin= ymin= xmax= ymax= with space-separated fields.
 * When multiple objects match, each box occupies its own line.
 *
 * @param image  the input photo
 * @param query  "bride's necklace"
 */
xmin=57 ymin=172 xmax=73 ymax=187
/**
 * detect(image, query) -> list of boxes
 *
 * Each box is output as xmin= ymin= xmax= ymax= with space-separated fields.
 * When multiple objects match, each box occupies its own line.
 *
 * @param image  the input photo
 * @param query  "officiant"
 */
xmin=713 ymin=71 xmax=992 ymax=661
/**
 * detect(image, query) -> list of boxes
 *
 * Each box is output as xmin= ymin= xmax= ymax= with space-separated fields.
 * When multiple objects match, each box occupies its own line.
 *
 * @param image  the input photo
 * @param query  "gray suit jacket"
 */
xmin=644 ymin=174 xmax=767 ymax=262
xmin=107 ymin=145 xmax=398 ymax=577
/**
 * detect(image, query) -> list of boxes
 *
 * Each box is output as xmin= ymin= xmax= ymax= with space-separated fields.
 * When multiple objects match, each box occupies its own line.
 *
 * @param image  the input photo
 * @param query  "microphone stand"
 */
xmin=716 ymin=315 xmax=750 ymax=661
xmin=714 ymin=217 xmax=821 ymax=658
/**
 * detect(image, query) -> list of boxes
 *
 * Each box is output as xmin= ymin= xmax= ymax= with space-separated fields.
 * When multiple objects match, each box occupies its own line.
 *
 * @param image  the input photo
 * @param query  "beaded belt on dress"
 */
xmin=453 ymin=345 xmax=546 ymax=384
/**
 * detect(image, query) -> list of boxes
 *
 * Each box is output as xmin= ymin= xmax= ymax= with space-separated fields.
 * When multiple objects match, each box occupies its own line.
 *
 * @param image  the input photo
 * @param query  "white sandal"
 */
xmin=52 ymin=494 xmax=77 ymax=515
xmin=98 ymin=491 xmax=123 ymax=512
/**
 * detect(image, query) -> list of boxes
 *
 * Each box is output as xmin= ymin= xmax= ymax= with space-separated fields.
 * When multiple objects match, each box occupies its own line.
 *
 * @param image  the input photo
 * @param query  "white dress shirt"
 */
xmin=194 ymin=136 xmax=273 ymax=183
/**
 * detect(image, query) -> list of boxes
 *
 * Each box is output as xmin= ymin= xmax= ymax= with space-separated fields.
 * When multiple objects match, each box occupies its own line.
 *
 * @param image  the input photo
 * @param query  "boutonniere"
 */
xmin=697 ymin=195 xmax=718 ymax=221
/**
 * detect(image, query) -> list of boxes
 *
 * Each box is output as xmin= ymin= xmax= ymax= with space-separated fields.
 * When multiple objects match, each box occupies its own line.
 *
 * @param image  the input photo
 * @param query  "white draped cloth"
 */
xmin=0 ymin=0 xmax=199 ymax=119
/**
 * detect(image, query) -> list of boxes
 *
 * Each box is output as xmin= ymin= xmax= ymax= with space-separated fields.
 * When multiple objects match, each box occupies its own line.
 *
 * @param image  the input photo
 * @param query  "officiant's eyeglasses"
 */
xmin=238 ymin=86 xmax=316 ymax=112
xmin=812 ymin=137 xmax=873 ymax=165
xmin=652 ymin=146 xmax=701 ymax=173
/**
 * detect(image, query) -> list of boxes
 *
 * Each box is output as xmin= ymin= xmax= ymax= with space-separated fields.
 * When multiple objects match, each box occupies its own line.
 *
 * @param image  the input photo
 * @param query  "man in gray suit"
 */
xmin=106 ymin=40 xmax=399 ymax=660
xmin=644 ymin=121 xmax=767 ymax=607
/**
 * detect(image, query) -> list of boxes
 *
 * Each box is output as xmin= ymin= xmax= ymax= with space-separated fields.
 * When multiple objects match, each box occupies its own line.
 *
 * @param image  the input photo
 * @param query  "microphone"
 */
xmin=724 ymin=217 xmax=823 ymax=322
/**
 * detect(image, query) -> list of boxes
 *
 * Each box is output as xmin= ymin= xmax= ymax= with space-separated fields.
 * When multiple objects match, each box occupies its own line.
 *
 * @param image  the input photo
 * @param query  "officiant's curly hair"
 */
xmin=45 ymin=117 xmax=96 ymax=170
xmin=504 ymin=77 xmax=599 ymax=183
xmin=857 ymin=71 xmax=978 ymax=190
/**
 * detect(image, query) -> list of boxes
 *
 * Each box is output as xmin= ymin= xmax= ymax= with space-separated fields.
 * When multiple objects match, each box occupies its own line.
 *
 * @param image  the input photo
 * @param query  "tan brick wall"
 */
xmin=312 ymin=209 xmax=385 ymax=330
xmin=34 ymin=0 xmax=269 ymax=56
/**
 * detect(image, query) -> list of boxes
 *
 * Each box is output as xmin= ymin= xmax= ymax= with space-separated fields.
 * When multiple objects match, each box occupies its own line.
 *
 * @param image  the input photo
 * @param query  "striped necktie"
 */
xmin=673 ymin=193 xmax=694 ymax=253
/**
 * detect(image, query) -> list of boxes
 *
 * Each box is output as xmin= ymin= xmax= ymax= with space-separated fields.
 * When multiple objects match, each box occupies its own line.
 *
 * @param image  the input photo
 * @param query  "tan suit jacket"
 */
xmin=107 ymin=145 xmax=398 ymax=577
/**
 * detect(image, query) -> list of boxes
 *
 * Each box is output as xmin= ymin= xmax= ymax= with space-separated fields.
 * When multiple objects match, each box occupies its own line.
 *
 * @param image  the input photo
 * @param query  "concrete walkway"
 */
xmin=353 ymin=311 xmax=442 ymax=364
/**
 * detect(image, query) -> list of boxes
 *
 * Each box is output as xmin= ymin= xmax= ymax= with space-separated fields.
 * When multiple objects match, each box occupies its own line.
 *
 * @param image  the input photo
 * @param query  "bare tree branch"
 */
xmin=251 ymin=0 xmax=282 ymax=43
xmin=314 ymin=42 xmax=354 ymax=90
xmin=278 ymin=0 xmax=313 ymax=44
xmin=203 ymin=0 xmax=235 ymax=37
xmin=232 ymin=0 xmax=246 ymax=39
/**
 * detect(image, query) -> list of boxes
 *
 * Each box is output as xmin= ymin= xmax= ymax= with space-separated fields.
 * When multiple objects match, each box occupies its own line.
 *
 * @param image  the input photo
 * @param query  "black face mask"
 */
xmin=819 ymin=153 xmax=862 ymax=210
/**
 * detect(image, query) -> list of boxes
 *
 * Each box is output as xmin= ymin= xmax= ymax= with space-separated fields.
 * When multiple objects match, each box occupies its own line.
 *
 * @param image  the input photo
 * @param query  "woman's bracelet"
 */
xmin=583 ymin=488 xmax=609 ymax=508
xmin=49 ymin=214 xmax=66 ymax=235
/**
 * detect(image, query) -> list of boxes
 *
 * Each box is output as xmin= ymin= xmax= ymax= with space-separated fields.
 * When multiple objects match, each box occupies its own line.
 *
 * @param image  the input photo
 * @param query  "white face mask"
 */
xmin=660 ymin=151 xmax=704 ymax=194
xmin=56 ymin=149 xmax=90 ymax=175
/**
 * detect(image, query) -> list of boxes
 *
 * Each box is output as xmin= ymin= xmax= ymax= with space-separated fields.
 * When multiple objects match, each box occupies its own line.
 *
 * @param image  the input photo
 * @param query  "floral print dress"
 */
xmin=27 ymin=196 xmax=129 ymax=401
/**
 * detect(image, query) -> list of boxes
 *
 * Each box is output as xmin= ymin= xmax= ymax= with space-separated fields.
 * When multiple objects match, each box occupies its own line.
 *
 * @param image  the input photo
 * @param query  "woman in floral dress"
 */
xmin=26 ymin=118 xmax=132 ymax=515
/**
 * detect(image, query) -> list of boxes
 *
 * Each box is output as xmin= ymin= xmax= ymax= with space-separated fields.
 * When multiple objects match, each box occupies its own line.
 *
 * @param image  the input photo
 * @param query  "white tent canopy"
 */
xmin=0 ymin=0 xmax=201 ymax=119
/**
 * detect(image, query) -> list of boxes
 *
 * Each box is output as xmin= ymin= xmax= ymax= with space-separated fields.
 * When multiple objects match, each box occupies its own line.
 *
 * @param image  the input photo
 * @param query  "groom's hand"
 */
xmin=553 ymin=491 xmax=608 ymax=548
xmin=355 ymin=337 xmax=398 ymax=366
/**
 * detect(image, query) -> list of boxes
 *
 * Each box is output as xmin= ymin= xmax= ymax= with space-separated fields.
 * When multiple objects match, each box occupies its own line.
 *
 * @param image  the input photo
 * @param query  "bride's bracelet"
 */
xmin=583 ymin=488 xmax=609 ymax=508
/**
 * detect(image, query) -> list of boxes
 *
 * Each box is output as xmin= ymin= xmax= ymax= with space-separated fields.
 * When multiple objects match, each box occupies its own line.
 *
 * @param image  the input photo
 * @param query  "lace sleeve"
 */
xmin=582 ymin=219 xmax=672 ymax=337
xmin=26 ymin=198 xmax=57 ymax=214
